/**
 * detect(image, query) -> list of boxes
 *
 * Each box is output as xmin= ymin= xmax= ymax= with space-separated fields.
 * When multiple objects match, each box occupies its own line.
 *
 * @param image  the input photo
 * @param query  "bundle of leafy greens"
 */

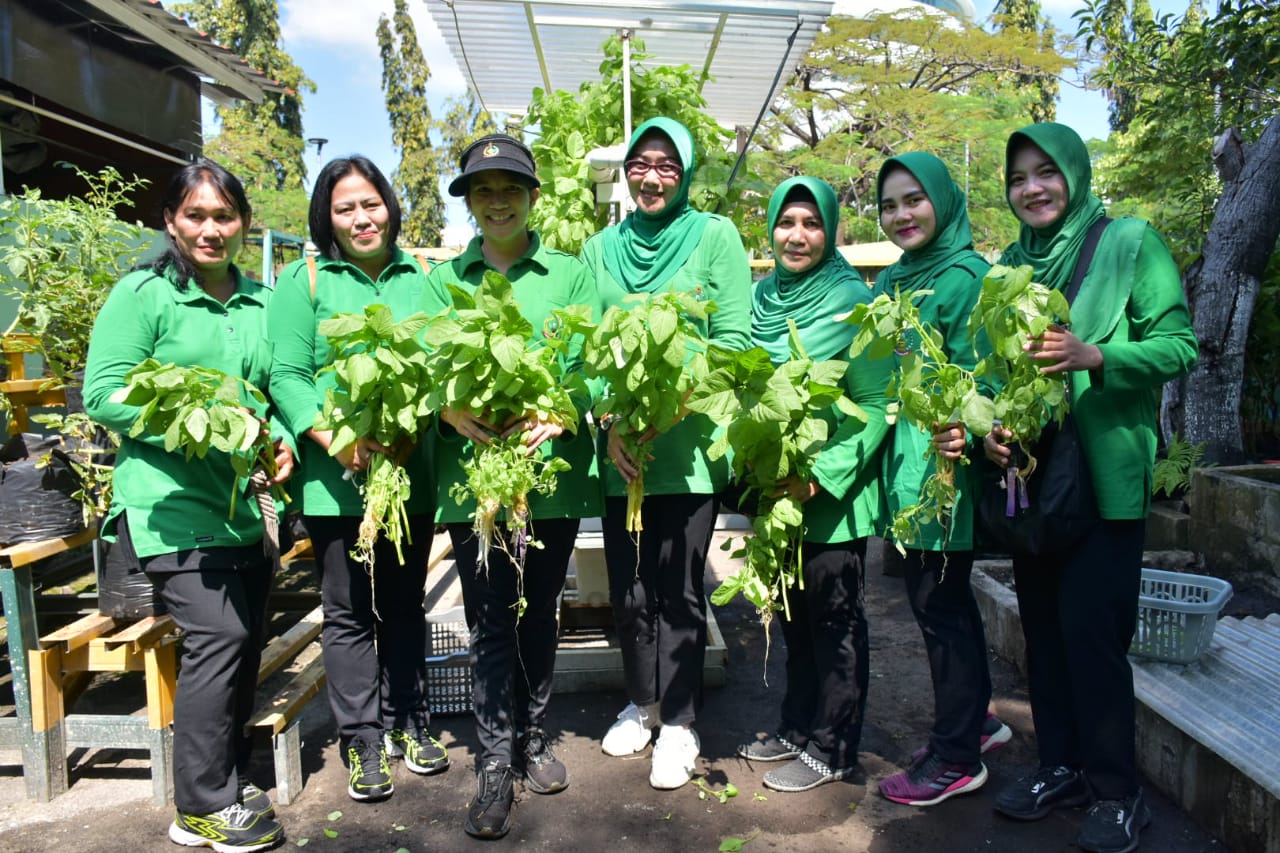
xmin=110 ymin=358 xmax=288 ymax=518
xmin=686 ymin=321 xmax=861 ymax=636
xmin=967 ymin=264 xmax=1071 ymax=478
xmin=422 ymin=271 xmax=589 ymax=586
xmin=581 ymin=290 xmax=716 ymax=534
xmin=841 ymin=290 xmax=993 ymax=551
xmin=314 ymin=305 xmax=433 ymax=569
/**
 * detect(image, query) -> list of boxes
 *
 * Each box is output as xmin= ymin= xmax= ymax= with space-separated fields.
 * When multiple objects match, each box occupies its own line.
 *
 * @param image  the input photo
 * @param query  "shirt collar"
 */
xmin=456 ymin=232 xmax=549 ymax=277
xmin=168 ymin=266 xmax=267 ymax=307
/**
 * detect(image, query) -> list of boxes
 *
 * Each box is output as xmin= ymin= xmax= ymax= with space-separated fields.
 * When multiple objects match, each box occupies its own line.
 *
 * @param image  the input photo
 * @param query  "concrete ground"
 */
xmin=0 ymin=535 xmax=1224 ymax=853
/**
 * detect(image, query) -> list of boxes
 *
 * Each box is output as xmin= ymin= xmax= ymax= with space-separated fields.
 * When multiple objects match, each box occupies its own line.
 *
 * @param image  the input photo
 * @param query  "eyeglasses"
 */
xmin=624 ymin=159 xmax=683 ymax=180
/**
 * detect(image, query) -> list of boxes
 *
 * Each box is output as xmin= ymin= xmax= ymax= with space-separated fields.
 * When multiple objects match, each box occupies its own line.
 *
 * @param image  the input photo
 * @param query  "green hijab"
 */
xmin=753 ymin=176 xmax=862 ymax=363
xmin=875 ymin=152 xmax=982 ymax=294
xmin=999 ymin=122 xmax=1107 ymax=293
xmin=600 ymin=117 xmax=711 ymax=292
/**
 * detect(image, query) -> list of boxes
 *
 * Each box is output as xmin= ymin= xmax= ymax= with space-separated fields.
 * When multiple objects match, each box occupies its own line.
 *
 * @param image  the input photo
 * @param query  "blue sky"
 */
xmin=258 ymin=0 xmax=1184 ymax=245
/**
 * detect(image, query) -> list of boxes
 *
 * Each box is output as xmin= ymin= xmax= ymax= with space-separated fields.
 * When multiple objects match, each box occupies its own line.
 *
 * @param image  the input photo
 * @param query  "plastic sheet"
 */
xmin=0 ymin=432 xmax=86 ymax=544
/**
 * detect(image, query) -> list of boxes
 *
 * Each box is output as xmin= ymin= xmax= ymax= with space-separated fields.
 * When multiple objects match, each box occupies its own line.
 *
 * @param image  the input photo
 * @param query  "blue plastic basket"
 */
xmin=1131 ymin=568 xmax=1233 ymax=664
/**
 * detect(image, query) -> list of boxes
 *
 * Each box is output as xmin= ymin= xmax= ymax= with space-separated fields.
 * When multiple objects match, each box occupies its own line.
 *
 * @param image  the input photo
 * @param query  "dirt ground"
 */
xmin=0 ymin=534 xmax=1225 ymax=853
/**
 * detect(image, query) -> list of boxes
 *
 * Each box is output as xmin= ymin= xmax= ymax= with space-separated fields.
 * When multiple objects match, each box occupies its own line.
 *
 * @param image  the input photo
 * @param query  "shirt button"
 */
xmin=227 ymin=326 xmax=234 ymax=333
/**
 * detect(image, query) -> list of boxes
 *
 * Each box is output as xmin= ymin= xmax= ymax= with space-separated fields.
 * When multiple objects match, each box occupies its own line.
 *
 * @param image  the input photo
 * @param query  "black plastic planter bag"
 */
xmin=0 ymin=432 xmax=86 ymax=543
xmin=97 ymin=512 xmax=165 ymax=618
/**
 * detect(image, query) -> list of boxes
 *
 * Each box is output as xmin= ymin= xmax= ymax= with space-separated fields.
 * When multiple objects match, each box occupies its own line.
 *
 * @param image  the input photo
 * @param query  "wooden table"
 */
xmin=0 ymin=528 xmax=95 ymax=800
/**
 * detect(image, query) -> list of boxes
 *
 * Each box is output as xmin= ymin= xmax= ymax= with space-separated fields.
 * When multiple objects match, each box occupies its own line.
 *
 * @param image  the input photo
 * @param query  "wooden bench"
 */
xmin=245 ymin=534 xmax=454 ymax=804
xmin=1 ymin=333 xmax=65 ymax=435
xmin=27 ymin=611 xmax=178 ymax=804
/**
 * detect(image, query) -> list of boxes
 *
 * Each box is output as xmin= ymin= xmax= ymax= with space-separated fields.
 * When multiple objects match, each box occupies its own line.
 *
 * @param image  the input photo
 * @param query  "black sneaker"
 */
xmin=169 ymin=802 xmax=284 ymax=852
xmin=237 ymin=780 xmax=275 ymax=819
xmin=1077 ymin=789 xmax=1152 ymax=853
xmin=737 ymin=733 xmax=803 ymax=762
xmin=385 ymin=715 xmax=450 ymax=776
xmin=994 ymin=765 xmax=1090 ymax=820
xmin=520 ymin=728 xmax=568 ymax=794
xmin=465 ymin=760 xmax=515 ymax=840
xmin=346 ymin=734 xmax=394 ymax=802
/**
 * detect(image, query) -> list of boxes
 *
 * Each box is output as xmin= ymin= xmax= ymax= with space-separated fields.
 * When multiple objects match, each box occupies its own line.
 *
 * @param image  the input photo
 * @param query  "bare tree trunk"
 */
xmin=1162 ymin=116 xmax=1280 ymax=465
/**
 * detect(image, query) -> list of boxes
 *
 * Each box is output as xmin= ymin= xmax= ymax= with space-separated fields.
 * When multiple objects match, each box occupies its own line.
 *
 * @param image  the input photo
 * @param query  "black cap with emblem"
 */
xmin=447 ymin=133 xmax=540 ymax=196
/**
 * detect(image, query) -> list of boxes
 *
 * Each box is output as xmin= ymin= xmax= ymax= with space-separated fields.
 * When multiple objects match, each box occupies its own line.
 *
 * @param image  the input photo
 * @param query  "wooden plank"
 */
xmin=106 ymin=615 xmax=176 ymax=647
xmin=257 ymin=605 xmax=323 ymax=684
xmin=427 ymin=535 xmax=452 ymax=571
xmin=0 ymin=528 xmax=96 ymax=568
xmin=26 ymin=647 xmax=65 ymax=733
xmin=145 ymin=643 xmax=177 ymax=729
xmin=280 ymin=537 xmax=313 ymax=563
xmin=249 ymin=655 xmax=327 ymax=737
xmin=39 ymin=612 xmax=117 ymax=650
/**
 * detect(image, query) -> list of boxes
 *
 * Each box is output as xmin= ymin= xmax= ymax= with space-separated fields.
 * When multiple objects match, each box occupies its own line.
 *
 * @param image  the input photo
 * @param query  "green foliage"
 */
xmin=686 ymin=326 xmax=861 ymax=631
xmin=968 ymin=264 xmax=1071 ymax=469
xmin=843 ymin=291 xmax=992 ymax=549
xmin=757 ymin=11 xmax=1068 ymax=255
xmin=422 ymin=271 xmax=586 ymax=580
xmin=691 ymin=777 xmax=739 ymax=804
xmin=1152 ymin=433 xmax=1209 ymax=499
xmin=581 ymin=290 xmax=715 ymax=533
xmin=523 ymin=35 xmax=770 ymax=254
xmin=109 ymin=359 xmax=286 ymax=518
xmin=0 ymin=167 xmax=152 ymax=385
xmin=315 ymin=305 xmax=434 ymax=567
xmin=30 ymin=412 xmax=119 ymax=525
xmin=378 ymin=0 xmax=445 ymax=247
xmin=994 ymin=0 xmax=1060 ymax=123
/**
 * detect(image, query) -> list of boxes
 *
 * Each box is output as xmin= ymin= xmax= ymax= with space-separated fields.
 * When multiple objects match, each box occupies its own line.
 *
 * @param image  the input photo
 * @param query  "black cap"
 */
xmin=447 ymin=133 xmax=540 ymax=196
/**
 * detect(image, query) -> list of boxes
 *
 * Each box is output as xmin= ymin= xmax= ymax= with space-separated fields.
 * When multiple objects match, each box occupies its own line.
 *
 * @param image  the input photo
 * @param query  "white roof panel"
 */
xmin=426 ymin=0 xmax=836 ymax=127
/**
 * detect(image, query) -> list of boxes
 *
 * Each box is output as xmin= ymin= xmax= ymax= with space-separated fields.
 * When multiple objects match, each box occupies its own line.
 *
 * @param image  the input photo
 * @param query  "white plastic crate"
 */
xmin=1131 ymin=568 xmax=1233 ymax=664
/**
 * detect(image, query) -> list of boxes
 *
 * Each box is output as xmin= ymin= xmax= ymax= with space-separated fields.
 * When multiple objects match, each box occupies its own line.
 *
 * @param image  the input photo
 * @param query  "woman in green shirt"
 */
xmin=734 ymin=176 xmax=890 ymax=792
xmin=873 ymin=152 xmax=1010 ymax=808
xmin=84 ymin=160 xmax=290 ymax=851
xmin=269 ymin=156 xmax=449 ymax=805
xmin=579 ymin=117 xmax=751 ymax=791
xmin=427 ymin=133 xmax=602 ymax=840
xmin=983 ymin=123 xmax=1197 ymax=853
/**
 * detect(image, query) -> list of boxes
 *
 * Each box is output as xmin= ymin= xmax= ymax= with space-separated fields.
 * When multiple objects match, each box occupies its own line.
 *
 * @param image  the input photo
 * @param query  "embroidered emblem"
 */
xmin=482 ymin=143 xmax=501 ymax=158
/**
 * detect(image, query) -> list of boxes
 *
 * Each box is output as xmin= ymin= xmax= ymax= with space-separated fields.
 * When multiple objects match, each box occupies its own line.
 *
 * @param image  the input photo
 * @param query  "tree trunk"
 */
xmin=1162 ymin=115 xmax=1280 ymax=465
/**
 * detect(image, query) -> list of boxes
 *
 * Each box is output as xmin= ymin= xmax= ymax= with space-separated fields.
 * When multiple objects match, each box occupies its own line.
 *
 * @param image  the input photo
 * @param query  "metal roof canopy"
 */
xmin=427 ymin=0 xmax=835 ymax=128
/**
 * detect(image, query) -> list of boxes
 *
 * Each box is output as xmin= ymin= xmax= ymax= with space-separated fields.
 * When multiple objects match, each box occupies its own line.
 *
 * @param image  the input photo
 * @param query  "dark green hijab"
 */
xmin=753 ymin=176 xmax=862 ymax=363
xmin=875 ymin=152 xmax=981 ymax=294
xmin=1000 ymin=122 xmax=1107 ymax=293
xmin=600 ymin=117 xmax=711 ymax=292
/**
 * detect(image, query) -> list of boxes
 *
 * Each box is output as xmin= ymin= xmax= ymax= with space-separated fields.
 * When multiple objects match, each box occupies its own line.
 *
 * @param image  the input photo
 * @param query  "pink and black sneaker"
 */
xmin=879 ymin=750 xmax=988 ymax=807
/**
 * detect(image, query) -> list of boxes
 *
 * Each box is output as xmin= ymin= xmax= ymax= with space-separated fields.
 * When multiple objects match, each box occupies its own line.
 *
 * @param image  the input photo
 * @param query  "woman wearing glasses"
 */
xmin=579 ymin=117 xmax=751 ymax=791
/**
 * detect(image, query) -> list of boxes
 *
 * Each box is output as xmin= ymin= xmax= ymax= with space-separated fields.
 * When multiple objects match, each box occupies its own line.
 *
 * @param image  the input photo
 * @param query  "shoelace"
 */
xmin=477 ymin=763 xmax=511 ymax=806
xmin=351 ymin=739 xmax=385 ymax=774
xmin=1027 ymin=765 xmax=1072 ymax=792
xmin=1088 ymin=799 xmax=1127 ymax=825
xmin=524 ymin=732 xmax=554 ymax=764
xmin=211 ymin=802 xmax=255 ymax=827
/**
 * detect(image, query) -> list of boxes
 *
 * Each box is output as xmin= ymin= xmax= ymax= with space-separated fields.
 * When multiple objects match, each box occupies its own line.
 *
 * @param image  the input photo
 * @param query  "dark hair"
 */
xmin=146 ymin=159 xmax=251 ymax=289
xmin=781 ymin=185 xmax=818 ymax=208
xmin=309 ymin=156 xmax=401 ymax=260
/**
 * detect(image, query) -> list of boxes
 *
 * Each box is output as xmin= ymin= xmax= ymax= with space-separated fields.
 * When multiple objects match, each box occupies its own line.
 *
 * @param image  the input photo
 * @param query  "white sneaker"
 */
xmin=649 ymin=725 xmax=700 ymax=790
xmin=601 ymin=702 xmax=659 ymax=756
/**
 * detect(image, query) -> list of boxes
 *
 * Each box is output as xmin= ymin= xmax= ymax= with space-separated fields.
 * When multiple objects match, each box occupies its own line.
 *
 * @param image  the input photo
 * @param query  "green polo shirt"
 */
xmin=424 ymin=234 xmax=604 ymax=522
xmin=579 ymin=215 xmax=752 ymax=496
xmin=83 ymin=266 xmax=277 ymax=558
xmin=269 ymin=248 xmax=448 ymax=517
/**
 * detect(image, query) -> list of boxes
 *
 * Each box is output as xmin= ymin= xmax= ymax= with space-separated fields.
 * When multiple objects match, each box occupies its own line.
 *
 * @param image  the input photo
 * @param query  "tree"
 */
xmin=1079 ymin=0 xmax=1280 ymax=463
xmin=993 ymin=0 xmax=1060 ymax=124
xmin=758 ymin=11 xmax=1068 ymax=254
xmin=377 ymin=0 xmax=445 ymax=248
xmin=522 ymin=35 xmax=772 ymax=255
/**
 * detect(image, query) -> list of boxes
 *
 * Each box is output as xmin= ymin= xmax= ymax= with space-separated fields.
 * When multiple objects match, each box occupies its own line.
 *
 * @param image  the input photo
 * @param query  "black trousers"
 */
xmin=307 ymin=514 xmax=431 ymax=746
xmin=777 ymin=539 xmax=869 ymax=771
xmin=1013 ymin=519 xmax=1145 ymax=799
xmin=902 ymin=548 xmax=992 ymax=765
xmin=603 ymin=493 xmax=717 ymax=727
xmin=147 ymin=552 xmax=272 ymax=814
xmin=449 ymin=517 xmax=578 ymax=765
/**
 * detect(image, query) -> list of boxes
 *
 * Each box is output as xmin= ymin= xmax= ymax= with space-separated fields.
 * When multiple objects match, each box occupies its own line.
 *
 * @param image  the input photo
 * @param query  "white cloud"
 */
xmin=280 ymin=0 xmax=467 ymax=94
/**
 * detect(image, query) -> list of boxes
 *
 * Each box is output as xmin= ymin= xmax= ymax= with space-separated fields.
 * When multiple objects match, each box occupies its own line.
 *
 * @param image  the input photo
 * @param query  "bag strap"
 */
xmin=305 ymin=256 xmax=318 ymax=303
xmin=1066 ymin=216 xmax=1112 ymax=305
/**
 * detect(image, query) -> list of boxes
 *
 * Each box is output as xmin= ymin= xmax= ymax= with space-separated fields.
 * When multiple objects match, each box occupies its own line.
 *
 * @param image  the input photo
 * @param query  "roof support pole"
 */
xmin=620 ymin=29 xmax=633 ymax=151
